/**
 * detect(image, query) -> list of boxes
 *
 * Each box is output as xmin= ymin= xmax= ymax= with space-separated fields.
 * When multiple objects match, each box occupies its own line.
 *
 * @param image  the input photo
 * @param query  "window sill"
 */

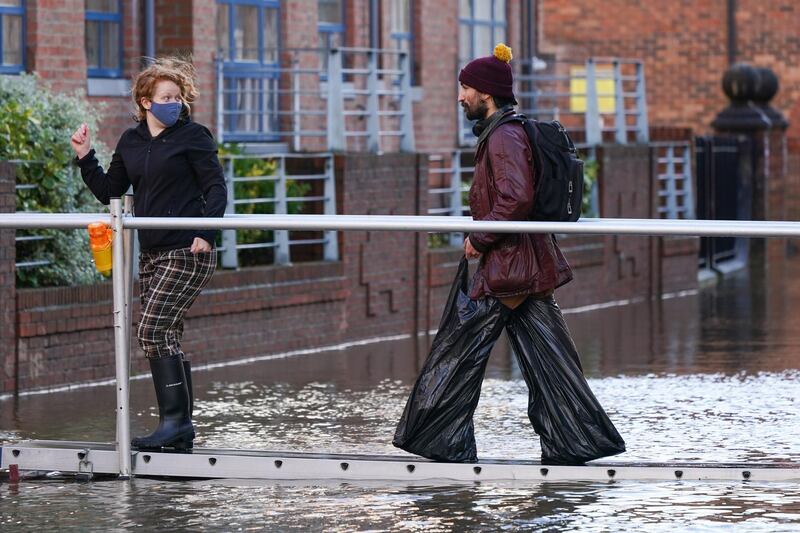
xmin=87 ymin=78 xmax=130 ymax=97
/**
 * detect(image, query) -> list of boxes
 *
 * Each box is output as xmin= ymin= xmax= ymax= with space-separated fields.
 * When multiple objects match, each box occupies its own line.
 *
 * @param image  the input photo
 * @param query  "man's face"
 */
xmin=458 ymin=83 xmax=489 ymax=121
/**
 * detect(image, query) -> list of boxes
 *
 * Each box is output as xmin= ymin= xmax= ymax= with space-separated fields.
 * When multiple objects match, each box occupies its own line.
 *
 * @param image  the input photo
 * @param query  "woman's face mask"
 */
xmin=148 ymin=101 xmax=182 ymax=127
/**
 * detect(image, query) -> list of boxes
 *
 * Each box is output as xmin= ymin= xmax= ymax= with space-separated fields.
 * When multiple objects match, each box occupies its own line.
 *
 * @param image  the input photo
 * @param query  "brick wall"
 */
xmin=15 ymin=262 xmax=349 ymax=390
xmin=282 ymin=0 xmax=328 ymax=152
xmin=538 ymin=0 xmax=800 ymax=147
xmin=5 ymin=147 xmax=700 ymax=394
xmin=154 ymin=0 xmax=217 ymax=131
xmin=336 ymin=152 xmax=427 ymax=340
xmin=412 ymin=0 xmax=459 ymax=153
xmin=25 ymin=0 xmax=87 ymax=93
xmin=88 ymin=0 xmax=143 ymax=150
xmin=0 ymin=163 xmax=15 ymax=394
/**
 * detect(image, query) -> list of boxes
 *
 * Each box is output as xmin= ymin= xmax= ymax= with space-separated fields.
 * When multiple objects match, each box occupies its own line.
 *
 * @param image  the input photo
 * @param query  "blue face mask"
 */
xmin=149 ymin=101 xmax=181 ymax=127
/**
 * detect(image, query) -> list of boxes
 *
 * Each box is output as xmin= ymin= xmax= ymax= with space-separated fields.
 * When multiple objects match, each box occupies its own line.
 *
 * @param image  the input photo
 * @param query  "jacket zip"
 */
xmin=144 ymin=138 xmax=153 ymax=212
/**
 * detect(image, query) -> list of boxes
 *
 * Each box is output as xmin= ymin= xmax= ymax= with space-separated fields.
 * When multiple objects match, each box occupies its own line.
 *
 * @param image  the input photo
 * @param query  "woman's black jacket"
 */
xmin=76 ymin=118 xmax=227 ymax=252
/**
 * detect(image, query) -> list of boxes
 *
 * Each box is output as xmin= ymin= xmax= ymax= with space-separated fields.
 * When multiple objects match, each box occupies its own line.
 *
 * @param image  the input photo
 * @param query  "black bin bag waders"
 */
xmin=393 ymin=258 xmax=626 ymax=464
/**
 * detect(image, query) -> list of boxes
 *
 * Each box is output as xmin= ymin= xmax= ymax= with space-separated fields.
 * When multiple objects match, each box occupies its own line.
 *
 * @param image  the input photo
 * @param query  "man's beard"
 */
xmin=463 ymin=99 xmax=489 ymax=121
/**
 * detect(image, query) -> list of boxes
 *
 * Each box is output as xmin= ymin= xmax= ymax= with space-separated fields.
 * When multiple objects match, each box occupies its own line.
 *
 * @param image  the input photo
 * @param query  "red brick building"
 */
xmin=3 ymin=1 xmax=797 ymax=152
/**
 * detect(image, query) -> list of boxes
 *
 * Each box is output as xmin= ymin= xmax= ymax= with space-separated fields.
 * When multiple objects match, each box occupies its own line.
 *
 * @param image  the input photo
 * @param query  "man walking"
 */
xmin=393 ymin=44 xmax=626 ymax=465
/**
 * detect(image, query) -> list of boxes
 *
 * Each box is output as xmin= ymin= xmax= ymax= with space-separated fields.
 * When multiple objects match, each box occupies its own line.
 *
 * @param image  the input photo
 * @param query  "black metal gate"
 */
xmin=695 ymin=136 xmax=752 ymax=271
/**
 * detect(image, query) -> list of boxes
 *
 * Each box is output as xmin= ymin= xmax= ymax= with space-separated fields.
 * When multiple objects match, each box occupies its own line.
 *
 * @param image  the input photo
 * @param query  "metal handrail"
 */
xmin=4 ymin=205 xmax=800 ymax=478
xmin=4 ymin=213 xmax=800 ymax=238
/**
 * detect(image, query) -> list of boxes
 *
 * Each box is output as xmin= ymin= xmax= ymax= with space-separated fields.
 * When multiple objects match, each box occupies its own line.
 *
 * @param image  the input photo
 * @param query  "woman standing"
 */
xmin=70 ymin=57 xmax=227 ymax=451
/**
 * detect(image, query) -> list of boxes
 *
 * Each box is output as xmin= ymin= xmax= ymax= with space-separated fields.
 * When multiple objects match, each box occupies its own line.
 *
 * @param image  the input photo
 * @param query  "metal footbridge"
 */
xmin=2 ymin=202 xmax=800 ymax=482
xmin=4 ymin=441 xmax=799 ymax=482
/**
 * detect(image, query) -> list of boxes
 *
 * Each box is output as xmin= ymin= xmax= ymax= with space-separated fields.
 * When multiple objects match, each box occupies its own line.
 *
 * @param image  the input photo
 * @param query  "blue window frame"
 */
xmin=389 ymin=0 xmax=415 ymax=84
xmin=85 ymin=0 xmax=123 ymax=78
xmin=318 ymin=0 xmax=344 ymax=79
xmin=318 ymin=0 xmax=344 ymax=49
xmin=458 ymin=0 xmax=506 ymax=145
xmin=217 ymin=0 xmax=281 ymax=142
xmin=459 ymin=0 xmax=506 ymax=63
xmin=0 ymin=0 xmax=25 ymax=74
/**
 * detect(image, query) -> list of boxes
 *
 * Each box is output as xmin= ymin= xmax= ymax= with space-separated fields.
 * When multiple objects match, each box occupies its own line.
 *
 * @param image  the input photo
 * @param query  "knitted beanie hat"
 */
xmin=459 ymin=43 xmax=516 ymax=101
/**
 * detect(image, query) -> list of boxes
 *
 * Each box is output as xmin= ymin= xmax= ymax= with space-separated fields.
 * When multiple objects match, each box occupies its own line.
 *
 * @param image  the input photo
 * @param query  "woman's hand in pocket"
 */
xmin=190 ymin=237 xmax=211 ymax=254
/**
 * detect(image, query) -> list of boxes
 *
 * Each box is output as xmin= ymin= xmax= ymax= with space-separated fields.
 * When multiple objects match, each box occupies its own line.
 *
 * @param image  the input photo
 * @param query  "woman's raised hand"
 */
xmin=70 ymin=123 xmax=92 ymax=160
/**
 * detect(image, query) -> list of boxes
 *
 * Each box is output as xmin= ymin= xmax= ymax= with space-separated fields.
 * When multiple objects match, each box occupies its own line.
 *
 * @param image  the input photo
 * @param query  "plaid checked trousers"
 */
xmin=137 ymin=247 xmax=217 ymax=359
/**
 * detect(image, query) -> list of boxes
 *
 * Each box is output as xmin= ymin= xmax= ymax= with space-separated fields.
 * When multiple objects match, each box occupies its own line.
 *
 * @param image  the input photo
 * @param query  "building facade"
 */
xmin=2 ymin=1 xmax=798 ymax=153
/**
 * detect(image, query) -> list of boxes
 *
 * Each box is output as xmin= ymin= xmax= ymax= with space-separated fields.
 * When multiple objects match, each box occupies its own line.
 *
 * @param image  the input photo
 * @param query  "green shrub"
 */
xmin=0 ymin=74 xmax=110 ymax=287
xmin=581 ymin=157 xmax=598 ymax=218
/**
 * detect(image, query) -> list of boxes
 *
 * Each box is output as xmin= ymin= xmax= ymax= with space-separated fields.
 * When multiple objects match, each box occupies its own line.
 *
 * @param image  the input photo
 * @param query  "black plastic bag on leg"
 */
xmin=506 ymin=296 xmax=626 ymax=464
xmin=393 ymin=258 xmax=508 ymax=462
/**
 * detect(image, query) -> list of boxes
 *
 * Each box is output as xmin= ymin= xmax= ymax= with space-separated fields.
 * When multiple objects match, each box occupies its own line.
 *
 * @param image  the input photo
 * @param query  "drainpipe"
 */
xmin=527 ymin=0 xmax=537 ymax=59
xmin=727 ymin=0 xmax=737 ymax=65
xmin=369 ymin=0 xmax=379 ymax=49
xmin=145 ymin=0 xmax=155 ymax=61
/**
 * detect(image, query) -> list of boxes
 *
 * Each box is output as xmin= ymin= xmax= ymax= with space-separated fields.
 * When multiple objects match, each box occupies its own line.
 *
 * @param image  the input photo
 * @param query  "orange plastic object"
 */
xmin=87 ymin=222 xmax=114 ymax=276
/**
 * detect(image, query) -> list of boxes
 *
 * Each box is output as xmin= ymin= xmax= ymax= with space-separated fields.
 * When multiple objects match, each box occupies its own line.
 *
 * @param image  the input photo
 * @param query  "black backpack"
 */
xmin=494 ymin=113 xmax=584 ymax=222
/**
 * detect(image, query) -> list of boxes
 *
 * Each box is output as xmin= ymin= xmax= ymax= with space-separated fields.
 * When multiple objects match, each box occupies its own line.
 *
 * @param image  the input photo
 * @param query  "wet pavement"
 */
xmin=1 ymin=258 xmax=800 ymax=531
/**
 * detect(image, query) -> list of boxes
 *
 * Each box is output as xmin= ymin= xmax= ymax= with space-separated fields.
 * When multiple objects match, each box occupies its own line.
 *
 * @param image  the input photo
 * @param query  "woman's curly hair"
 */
xmin=131 ymin=56 xmax=199 ymax=121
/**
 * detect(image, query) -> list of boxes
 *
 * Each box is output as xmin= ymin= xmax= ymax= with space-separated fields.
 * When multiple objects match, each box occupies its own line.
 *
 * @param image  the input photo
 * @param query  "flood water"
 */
xmin=2 ymin=258 xmax=800 ymax=531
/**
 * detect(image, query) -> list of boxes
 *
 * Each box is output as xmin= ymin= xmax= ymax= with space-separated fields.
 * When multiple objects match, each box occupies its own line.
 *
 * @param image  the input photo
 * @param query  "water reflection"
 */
xmin=2 ymin=478 xmax=800 ymax=531
xmin=2 ymin=261 xmax=800 ymax=529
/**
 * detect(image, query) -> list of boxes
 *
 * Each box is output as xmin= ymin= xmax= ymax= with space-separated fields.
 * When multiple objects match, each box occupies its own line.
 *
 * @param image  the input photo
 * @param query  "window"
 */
xmin=318 ymin=0 xmax=344 ymax=50
xmin=318 ymin=0 xmax=344 ymax=78
xmin=85 ymin=0 xmax=122 ymax=78
xmin=458 ymin=0 xmax=507 ymax=144
xmin=389 ymin=0 xmax=415 ymax=84
xmin=217 ymin=0 xmax=279 ymax=65
xmin=216 ymin=0 xmax=281 ymax=141
xmin=0 ymin=0 xmax=24 ymax=74
xmin=570 ymin=66 xmax=616 ymax=114
xmin=458 ymin=0 xmax=506 ymax=63
xmin=390 ymin=0 xmax=411 ymax=47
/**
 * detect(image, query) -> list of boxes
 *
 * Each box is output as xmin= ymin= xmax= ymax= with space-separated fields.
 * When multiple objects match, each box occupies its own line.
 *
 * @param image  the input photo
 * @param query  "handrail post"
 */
xmin=221 ymin=158 xmax=238 ymax=269
xmin=398 ymin=50 xmax=415 ymax=152
xmin=275 ymin=156 xmax=290 ymax=265
xmin=216 ymin=56 xmax=225 ymax=143
xmin=366 ymin=50 xmax=380 ymax=152
xmin=450 ymin=150 xmax=463 ymax=247
xmin=123 ymin=194 xmax=135 ymax=364
xmin=635 ymin=61 xmax=650 ymax=143
xmin=322 ymin=155 xmax=339 ymax=261
xmin=585 ymin=58 xmax=601 ymax=146
xmin=326 ymin=48 xmax=345 ymax=151
xmin=110 ymin=198 xmax=131 ymax=479
xmin=682 ymin=145 xmax=696 ymax=219
xmin=664 ymin=146 xmax=679 ymax=219
xmin=293 ymin=56 xmax=301 ymax=152
xmin=613 ymin=60 xmax=627 ymax=144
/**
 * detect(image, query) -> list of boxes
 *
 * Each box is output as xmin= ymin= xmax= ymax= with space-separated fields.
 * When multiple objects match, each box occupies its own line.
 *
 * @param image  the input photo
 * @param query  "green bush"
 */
xmin=581 ymin=157 xmax=599 ymax=218
xmin=218 ymin=143 xmax=311 ymax=266
xmin=0 ymin=74 xmax=109 ymax=287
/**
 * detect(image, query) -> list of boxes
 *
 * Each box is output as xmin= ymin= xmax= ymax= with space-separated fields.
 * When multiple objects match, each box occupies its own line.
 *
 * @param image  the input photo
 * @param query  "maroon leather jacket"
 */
xmin=467 ymin=119 xmax=573 ymax=299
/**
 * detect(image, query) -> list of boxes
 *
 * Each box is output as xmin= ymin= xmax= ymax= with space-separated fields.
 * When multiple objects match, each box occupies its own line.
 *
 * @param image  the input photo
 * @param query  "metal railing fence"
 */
xmin=9 ymin=159 xmax=84 ymax=270
xmin=216 ymin=47 xmax=415 ymax=153
xmin=218 ymin=152 xmax=338 ymax=269
xmin=4 ymin=208 xmax=800 ymax=477
xmin=458 ymin=57 xmax=649 ymax=148
xmin=427 ymin=151 xmax=473 ymax=246
xmin=652 ymin=142 xmax=695 ymax=220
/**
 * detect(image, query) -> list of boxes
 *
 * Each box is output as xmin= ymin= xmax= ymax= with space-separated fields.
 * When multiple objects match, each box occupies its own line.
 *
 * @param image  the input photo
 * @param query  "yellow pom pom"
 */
xmin=494 ymin=43 xmax=512 ymax=63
